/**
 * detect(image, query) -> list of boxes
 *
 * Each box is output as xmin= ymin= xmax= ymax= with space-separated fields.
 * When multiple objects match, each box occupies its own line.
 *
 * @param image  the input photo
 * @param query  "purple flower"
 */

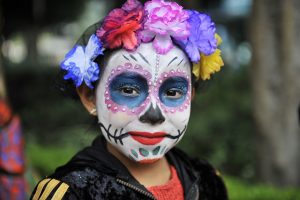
xmin=178 ymin=10 xmax=217 ymax=63
xmin=139 ymin=0 xmax=190 ymax=54
xmin=61 ymin=34 xmax=103 ymax=89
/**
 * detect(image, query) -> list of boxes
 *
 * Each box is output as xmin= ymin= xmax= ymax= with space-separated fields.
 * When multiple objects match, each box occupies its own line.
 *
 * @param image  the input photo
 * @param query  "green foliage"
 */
xmin=26 ymin=142 xmax=77 ymax=176
xmin=26 ymin=128 xmax=96 ymax=176
xmin=225 ymin=176 xmax=300 ymax=200
xmin=6 ymin=67 xmax=94 ymax=144
xmin=179 ymin=66 xmax=256 ymax=179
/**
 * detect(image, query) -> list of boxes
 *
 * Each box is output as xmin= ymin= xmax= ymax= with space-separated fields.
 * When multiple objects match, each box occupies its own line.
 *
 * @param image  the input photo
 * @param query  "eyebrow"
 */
xmin=177 ymin=58 xmax=184 ymax=66
xmin=138 ymin=52 xmax=150 ymax=65
xmin=183 ymin=61 xmax=188 ymax=67
xmin=129 ymin=54 xmax=138 ymax=62
xmin=167 ymin=56 xmax=178 ymax=67
xmin=122 ymin=54 xmax=130 ymax=61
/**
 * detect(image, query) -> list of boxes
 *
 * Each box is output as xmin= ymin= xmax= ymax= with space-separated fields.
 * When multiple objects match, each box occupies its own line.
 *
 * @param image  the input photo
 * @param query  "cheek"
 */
xmin=164 ymin=106 xmax=191 ymax=128
xmin=107 ymin=112 xmax=138 ymax=128
xmin=96 ymin=87 xmax=138 ymax=127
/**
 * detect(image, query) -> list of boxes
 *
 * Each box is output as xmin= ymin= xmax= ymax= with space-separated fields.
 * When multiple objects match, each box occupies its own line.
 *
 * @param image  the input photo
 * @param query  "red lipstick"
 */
xmin=128 ymin=132 xmax=166 ymax=145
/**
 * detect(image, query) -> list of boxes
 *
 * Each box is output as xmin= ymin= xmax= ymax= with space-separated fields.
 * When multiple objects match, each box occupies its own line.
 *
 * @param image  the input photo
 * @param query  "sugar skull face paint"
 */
xmin=96 ymin=43 xmax=192 ymax=162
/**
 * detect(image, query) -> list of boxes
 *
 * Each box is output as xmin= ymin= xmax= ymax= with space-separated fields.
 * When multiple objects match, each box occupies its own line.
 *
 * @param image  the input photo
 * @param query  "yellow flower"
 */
xmin=192 ymin=34 xmax=224 ymax=81
xmin=215 ymin=33 xmax=222 ymax=45
xmin=193 ymin=49 xmax=224 ymax=80
xmin=192 ymin=62 xmax=201 ymax=80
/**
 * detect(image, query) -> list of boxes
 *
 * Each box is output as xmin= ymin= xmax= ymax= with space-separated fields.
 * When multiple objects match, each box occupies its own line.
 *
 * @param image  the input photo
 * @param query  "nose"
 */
xmin=139 ymin=104 xmax=165 ymax=125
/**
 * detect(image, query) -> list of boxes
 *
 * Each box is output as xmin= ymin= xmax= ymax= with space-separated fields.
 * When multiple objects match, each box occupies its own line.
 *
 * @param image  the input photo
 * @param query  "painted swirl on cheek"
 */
xmin=109 ymin=72 xmax=149 ymax=109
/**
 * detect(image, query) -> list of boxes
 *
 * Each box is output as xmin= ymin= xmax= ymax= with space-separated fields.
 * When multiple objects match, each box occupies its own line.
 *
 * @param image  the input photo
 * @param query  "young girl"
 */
xmin=31 ymin=0 xmax=227 ymax=199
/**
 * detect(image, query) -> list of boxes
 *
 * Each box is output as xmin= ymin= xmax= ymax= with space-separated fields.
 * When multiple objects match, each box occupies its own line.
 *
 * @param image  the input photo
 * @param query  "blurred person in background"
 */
xmin=0 ymin=66 xmax=26 ymax=199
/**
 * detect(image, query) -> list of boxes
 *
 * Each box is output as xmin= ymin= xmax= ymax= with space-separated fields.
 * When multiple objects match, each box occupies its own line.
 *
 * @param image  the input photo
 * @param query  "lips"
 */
xmin=128 ymin=131 xmax=166 ymax=145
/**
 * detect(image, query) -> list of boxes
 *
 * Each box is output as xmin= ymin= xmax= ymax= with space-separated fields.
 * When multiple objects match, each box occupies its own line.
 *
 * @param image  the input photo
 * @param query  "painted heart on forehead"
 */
xmin=96 ymin=43 xmax=192 ymax=163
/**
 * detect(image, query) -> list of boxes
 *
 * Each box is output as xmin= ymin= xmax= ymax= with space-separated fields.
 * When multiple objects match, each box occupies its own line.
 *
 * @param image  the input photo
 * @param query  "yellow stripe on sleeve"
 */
xmin=51 ymin=182 xmax=70 ymax=200
xmin=39 ymin=179 xmax=60 ymax=200
xmin=32 ymin=178 xmax=51 ymax=200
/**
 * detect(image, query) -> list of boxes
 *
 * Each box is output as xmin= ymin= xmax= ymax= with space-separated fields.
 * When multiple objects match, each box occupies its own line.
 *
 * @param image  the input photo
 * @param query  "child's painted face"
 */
xmin=96 ymin=43 xmax=191 ymax=163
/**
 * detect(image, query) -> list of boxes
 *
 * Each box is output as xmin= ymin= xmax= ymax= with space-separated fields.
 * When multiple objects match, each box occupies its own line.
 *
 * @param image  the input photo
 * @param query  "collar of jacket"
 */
xmin=54 ymin=136 xmax=200 ymax=200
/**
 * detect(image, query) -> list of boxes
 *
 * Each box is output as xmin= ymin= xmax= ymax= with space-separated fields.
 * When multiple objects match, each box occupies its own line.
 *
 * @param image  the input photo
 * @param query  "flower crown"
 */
xmin=61 ymin=0 xmax=224 ymax=89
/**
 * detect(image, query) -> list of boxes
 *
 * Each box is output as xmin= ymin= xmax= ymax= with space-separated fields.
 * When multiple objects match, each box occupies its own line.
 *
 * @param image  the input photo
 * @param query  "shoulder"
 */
xmin=30 ymin=178 xmax=77 ymax=200
xmin=170 ymin=148 xmax=228 ymax=200
xmin=30 ymin=167 xmax=103 ymax=200
xmin=30 ymin=167 xmax=129 ymax=200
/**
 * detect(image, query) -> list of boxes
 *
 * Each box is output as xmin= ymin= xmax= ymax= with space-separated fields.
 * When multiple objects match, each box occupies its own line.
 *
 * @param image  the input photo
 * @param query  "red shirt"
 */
xmin=147 ymin=166 xmax=184 ymax=200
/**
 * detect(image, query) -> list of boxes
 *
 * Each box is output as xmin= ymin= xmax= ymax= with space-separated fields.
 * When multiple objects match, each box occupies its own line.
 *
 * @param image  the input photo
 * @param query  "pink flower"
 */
xmin=97 ymin=0 xmax=144 ymax=51
xmin=139 ymin=0 xmax=190 ymax=54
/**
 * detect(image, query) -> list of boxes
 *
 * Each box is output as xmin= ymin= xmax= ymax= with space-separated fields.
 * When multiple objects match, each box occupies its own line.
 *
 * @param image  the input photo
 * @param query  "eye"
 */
xmin=165 ymin=88 xmax=183 ymax=99
xmin=119 ymin=86 xmax=140 ymax=97
xmin=159 ymin=76 xmax=189 ymax=107
xmin=109 ymin=72 xmax=148 ymax=108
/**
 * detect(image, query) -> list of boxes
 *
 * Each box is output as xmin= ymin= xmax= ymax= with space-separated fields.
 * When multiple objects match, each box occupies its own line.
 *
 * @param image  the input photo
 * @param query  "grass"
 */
xmin=26 ymin=142 xmax=78 ymax=176
xmin=225 ymin=176 xmax=300 ymax=200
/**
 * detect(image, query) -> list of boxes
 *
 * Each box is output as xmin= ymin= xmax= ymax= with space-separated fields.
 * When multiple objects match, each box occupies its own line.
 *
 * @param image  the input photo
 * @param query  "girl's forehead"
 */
xmin=105 ymin=43 xmax=190 ymax=74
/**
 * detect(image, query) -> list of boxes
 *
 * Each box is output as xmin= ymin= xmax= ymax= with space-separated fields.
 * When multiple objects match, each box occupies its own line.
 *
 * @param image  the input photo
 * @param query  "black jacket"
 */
xmin=31 ymin=136 xmax=228 ymax=200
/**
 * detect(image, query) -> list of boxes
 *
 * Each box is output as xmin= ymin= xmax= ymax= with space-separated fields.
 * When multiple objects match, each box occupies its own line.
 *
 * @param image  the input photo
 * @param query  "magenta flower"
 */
xmin=139 ymin=0 xmax=190 ymax=54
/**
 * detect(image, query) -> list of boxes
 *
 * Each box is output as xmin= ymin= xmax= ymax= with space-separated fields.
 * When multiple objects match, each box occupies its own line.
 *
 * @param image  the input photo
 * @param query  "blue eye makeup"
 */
xmin=109 ymin=72 xmax=149 ymax=108
xmin=159 ymin=77 xmax=188 ymax=107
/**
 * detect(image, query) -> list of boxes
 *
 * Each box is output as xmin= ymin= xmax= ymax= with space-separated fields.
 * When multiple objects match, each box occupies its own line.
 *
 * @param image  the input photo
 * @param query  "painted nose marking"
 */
xmin=139 ymin=103 xmax=165 ymax=125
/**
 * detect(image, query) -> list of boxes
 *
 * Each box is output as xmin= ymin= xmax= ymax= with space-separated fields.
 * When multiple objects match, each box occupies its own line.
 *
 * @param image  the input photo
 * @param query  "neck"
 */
xmin=107 ymin=143 xmax=171 ymax=187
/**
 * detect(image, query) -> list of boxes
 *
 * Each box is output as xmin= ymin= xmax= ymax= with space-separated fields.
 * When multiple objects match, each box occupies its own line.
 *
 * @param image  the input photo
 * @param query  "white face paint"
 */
xmin=95 ymin=43 xmax=192 ymax=163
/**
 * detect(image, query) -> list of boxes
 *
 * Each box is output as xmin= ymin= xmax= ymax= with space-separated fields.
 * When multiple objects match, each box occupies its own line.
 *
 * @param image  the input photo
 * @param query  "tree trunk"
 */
xmin=0 ymin=57 xmax=6 ymax=99
xmin=0 ymin=0 xmax=6 ymax=99
xmin=250 ymin=0 xmax=300 ymax=186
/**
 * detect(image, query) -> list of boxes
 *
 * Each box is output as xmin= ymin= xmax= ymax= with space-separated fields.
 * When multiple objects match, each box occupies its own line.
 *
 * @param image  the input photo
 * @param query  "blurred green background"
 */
xmin=1 ymin=0 xmax=300 ymax=199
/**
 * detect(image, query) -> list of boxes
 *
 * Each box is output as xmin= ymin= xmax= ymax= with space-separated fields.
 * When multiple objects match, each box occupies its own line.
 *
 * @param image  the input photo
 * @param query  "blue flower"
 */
xmin=177 ymin=10 xmax=217 ymax=63
xmin=61 ymin=34 xmax=103 ymax=89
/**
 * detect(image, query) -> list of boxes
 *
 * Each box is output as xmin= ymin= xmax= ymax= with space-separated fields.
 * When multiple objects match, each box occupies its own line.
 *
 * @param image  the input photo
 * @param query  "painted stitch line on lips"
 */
xmin=128 ymin=131 xmax=166 ymax=145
